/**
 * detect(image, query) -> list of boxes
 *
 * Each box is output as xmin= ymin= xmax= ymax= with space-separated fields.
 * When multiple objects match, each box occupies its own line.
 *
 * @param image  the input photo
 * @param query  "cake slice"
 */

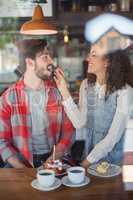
xmin=46 ymin=160 xmax=65 ymax=174
xmin=96 ymin=161 xmax=110 ymax=174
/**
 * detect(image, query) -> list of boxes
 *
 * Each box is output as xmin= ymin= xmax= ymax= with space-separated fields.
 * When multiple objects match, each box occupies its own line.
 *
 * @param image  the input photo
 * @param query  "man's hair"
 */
xmin=16 ymin=39 xmax=47 ymax=75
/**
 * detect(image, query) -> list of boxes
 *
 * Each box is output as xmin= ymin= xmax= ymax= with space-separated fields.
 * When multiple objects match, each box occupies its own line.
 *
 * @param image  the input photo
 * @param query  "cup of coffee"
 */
xmin=37 ymin=169 xmax=55 ymax=187
xmin=67 ymin=166 xmax=85 ymax=184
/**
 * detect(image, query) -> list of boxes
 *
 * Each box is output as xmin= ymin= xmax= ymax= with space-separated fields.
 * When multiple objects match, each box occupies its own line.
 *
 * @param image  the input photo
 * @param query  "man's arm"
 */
xmin=45 ymin=107 xmax=75 ymax=165
xmin=55 ymin=108 xmax=75 ymax=157
xmin=0 ymin=95 xmax=27 ymax=168
xmin=7 ymin=156 xmax=26 ymax=168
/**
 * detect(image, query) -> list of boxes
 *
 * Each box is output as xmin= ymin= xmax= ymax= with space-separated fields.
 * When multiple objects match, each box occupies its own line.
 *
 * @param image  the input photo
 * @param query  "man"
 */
xmin=0 ymin=39 xmax=74 ymax=168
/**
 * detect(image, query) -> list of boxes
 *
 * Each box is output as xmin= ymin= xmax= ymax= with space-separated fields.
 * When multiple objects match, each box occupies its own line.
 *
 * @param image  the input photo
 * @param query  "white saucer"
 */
xmin=31 ymin=178 xmax=61 ymax=191
xmin=61 ymin=176 xmax=90 ymax=187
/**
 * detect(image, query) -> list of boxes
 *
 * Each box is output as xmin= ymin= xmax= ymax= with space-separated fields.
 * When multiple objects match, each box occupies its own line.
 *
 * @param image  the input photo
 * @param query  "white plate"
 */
xmin=31 ymin=178 xmax=61 ymax=191
xmin=88 ymin=163 xmax=121 ymax=178
xmin=61 ymin=175 xmax=90 ymax=187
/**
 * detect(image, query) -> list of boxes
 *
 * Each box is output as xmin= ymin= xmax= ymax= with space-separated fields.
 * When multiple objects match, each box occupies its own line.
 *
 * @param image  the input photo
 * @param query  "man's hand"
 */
xmin=7 ymin=156 xmax=27 ymax=169
xmin=43 ymin=156 xmax=53 ymax=169
xmin=43 ymin=150 xmax=63 ymax=169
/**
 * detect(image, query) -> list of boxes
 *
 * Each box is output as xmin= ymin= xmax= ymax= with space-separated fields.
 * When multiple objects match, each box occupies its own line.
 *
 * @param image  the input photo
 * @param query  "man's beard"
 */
xmin=36 ymin=70 xmax=51 ymax=80
xmin=35 ymin=63 xmax=52 ymax=80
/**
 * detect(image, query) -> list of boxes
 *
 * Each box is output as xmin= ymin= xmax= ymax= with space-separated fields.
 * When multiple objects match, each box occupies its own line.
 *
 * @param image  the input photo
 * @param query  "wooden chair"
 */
xmin=0 ymin=157 xmax=4 ymax=168
xmin=123 ymin=151 xmax=133 ymax=165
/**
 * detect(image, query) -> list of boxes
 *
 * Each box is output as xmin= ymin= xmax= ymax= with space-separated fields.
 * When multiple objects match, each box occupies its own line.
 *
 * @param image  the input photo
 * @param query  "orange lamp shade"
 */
xmin=20 ymin=4 xmax=58 ymax=35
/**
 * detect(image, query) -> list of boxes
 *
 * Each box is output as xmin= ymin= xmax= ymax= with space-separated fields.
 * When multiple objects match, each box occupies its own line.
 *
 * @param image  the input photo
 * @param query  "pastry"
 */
xmin=96 ymin=161 xmax=110 ymax=174
xmin=46 ymin=160 xmax=65 ymax=174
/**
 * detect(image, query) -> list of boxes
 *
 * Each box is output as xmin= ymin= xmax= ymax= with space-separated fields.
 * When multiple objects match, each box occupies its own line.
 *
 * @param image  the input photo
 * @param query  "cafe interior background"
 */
xmin=0 ymin=0 xmax=133 ymax=180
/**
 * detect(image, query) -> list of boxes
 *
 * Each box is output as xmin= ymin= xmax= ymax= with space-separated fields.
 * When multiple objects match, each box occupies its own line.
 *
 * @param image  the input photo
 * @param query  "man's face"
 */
xmin=34 ymin=47 xmax=53 ymax=80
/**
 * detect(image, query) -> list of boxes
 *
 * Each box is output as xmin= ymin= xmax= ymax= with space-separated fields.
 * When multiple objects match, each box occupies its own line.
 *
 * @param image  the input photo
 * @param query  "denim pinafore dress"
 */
xmin=85 ymin=84 xmax=124 ymax=165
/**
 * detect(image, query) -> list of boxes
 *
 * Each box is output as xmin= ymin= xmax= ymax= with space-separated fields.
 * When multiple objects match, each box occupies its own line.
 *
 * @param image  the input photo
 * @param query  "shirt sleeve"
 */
xmin=62 ymin=79 xmax=88 ymax=129
xmin=87 ymin=85 xmax=133 ymax=163
xmin=55 ymin=106 xmax=75 ymax=156
xmin=0 ymin=95 xmax=17 ymax=162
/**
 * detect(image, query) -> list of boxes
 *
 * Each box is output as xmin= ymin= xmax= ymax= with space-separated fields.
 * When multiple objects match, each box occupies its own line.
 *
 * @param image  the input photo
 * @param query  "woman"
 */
xmin=54 ymin=43 xmax=133 ymax=168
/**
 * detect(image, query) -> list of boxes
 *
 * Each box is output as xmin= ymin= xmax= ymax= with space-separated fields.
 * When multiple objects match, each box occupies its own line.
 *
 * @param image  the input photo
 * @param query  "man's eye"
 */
xmin=41 ymin=55 xmax=48 ymax=59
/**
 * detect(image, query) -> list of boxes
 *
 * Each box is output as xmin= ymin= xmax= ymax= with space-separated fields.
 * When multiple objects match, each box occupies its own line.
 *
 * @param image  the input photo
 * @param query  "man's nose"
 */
xmin=47 ymin=56 xmax=53 ymax=64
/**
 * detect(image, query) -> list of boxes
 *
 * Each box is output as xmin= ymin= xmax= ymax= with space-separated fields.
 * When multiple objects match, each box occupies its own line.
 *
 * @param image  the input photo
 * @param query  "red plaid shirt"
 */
xmin=0 ymin=79 xmax=74 ymax=165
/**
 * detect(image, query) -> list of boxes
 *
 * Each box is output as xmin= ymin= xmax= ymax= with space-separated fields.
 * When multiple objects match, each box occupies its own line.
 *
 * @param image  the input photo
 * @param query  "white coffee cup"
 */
xmin=37 ymin=169 xmax=55 ymax=187
xmin=67 ymin=166 xmax=85 ymax=184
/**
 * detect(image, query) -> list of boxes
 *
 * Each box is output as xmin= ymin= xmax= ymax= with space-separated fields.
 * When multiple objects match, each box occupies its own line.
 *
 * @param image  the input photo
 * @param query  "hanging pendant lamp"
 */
xmin=20 ymin=3 xmax=58 ymax=35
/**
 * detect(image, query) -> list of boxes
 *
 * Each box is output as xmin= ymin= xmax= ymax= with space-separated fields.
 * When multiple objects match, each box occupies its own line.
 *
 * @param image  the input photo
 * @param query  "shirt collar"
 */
xmin=16 ymin=78 xmax=56 ymax=91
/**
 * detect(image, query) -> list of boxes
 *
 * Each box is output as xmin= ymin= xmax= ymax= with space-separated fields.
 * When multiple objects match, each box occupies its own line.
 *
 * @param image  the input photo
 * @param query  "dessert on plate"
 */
xmin=96 ymin=161 xmax=110 ymax=174
xmin=46 ymin=160 xmax=66 ymax=175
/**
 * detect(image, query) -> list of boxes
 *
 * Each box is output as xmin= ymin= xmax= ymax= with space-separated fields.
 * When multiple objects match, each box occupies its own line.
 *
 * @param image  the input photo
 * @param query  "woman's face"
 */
xmin=86 ymin=44 xmax=108 ymax=76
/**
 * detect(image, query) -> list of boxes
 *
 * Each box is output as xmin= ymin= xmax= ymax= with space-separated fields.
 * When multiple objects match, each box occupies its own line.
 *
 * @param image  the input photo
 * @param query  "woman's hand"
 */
xmin=81 ymin=159 xmax=90 ymax=169
xmin=54 ymin=68 xmax=71 ymax=100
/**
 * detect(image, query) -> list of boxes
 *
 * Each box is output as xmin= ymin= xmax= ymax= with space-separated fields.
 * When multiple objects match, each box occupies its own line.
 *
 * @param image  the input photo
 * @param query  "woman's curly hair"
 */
xmin=87 ymin=49 xmax=133 ymax=96
xmin=105 ymin=49 xmax=133 ymax=96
